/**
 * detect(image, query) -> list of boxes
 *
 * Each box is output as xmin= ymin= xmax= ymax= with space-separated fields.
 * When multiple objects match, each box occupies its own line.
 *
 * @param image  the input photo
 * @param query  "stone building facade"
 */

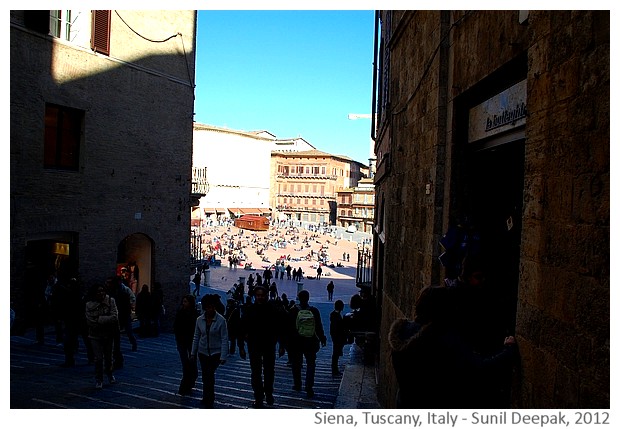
xmin=271 ymin=150 xmax=369 ymax=225
xmin=372 ymin=11 xmax=609 ymax=408
xmin=336 ymin=177 xmax=375 ymax=233
xmin=10 ymin=10 xmax=197 ymax=332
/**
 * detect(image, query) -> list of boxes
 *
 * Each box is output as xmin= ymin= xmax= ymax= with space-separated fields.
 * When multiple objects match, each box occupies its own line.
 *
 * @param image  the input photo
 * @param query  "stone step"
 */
xmin=11 ymin=314 xmax=349 ymax=409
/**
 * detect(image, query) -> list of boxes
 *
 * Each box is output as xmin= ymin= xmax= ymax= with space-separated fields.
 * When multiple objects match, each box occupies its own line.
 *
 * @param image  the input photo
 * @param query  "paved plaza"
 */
xmin=192 ymin=222 xmax=368 ymax=306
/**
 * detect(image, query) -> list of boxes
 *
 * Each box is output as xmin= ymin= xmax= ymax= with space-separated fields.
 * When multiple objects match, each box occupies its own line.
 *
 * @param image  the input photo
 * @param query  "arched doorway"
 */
xmin=117 ymin=233 xmax=153 ymax=295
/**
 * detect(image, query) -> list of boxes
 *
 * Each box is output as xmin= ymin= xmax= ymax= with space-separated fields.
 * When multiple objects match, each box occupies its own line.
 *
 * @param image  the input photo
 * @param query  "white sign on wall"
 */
xmin=468 ymin=79 xmax=527 ymax=143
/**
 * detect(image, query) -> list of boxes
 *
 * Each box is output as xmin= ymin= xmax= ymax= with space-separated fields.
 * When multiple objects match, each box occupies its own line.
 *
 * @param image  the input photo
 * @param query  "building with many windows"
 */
xmin=271 ymin=150 xmax=369 ymax=225
xmin=10 ymin=10 xmax=197 ymax=332
xmin=336 ymin=177 xmax=375 ymax=233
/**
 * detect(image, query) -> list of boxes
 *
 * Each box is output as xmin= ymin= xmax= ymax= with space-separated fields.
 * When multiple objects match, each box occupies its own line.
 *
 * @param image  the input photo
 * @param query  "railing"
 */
xmin=356 ymin=247 xmax=372 ymax=286
xmin=190 ymin=229 xmax=202 ymax=266
xmin=191 ymin=179 xmax=209 ymax=195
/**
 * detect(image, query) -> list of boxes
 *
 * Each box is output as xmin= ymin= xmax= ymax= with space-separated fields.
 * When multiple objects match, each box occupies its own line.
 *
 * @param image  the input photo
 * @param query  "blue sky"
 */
xmin=194 ymin=10 xmax=376 ymax=165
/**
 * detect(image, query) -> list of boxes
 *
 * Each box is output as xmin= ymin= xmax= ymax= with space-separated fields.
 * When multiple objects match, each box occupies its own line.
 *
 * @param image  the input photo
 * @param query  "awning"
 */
xmin=228 ymin=208 xmax=271 ymax=215
xmin=204 ymin=208 xmax=226 ymax=214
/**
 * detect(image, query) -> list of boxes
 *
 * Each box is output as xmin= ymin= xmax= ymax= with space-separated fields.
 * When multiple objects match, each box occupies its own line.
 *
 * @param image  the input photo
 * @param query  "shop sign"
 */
xmin=468 ymin=80 xmax=527 ymax=143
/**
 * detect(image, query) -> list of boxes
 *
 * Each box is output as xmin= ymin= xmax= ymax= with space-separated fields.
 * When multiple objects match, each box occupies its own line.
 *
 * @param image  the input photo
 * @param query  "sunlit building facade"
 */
xmin=336 ymin=177 xmax=375 ymax=233
xmin=271 ymin=150 xmax=369 ymax=225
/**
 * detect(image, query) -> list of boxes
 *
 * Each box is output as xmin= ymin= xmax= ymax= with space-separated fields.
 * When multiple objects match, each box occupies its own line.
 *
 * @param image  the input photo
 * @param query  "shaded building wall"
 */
xmin=10 ymin=10 xmax=197 ymax=331
xmin=374 ymin=10 xmax=609 ymax=408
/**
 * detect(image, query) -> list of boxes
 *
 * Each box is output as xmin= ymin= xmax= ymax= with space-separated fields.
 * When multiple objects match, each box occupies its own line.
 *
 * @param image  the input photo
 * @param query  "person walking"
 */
xmin=279 ymin=263 xmax=285 ymax=280
xmin=85 ymin=284 xmax=119 ymax=389
xmin=329 ymin=299 xmax=347 ymax=376
xmin=238 ymin=285 xmax=286 ymax=408
xmin=135 ymin=284 xmax=152 ymax=337
xmin=192 ymin=271 xmax=201 ymax=297
xmin=44 ymin=272 xmax=64 ymax=345
xmin=262 ymin=266 xmax=273 ymax=286
xmin=326 ymin=281 xmax=335 ymax=301
xmin=60 ymin=277 xmax=93 ymax=367
xmin=287 ymin=289 xmax=327 ymax=399
xmin=225 ymin=298 xmax=242 ymax=354
xmin=190 ymin=294 xmax=229 ymax=408
xmin=268 ymin=281 xmax=278 ymax=301
xmin=105 ymin=276 xmax=135 ymax=370
xmin=174 ymin=294 xmax=198 ymax=396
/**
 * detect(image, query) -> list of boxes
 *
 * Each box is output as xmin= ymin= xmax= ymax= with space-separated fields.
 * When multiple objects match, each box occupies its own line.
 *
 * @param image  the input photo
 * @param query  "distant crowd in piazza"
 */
xmin=192 ymin=218 xmax=362 ymax=290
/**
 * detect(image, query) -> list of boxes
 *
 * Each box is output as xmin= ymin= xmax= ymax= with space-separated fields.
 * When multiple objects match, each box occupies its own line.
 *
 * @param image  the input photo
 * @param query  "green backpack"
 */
xmin=296 ymin=308 xmax=316 ymax=338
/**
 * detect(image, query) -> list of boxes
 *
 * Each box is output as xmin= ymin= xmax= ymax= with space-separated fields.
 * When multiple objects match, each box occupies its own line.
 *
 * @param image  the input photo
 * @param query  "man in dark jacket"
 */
xmin=238 ymin=285 xmax=286 ymax=408
xmin=173 ymin=294 xmax=198 ymax=395
xmin=329 ymin=299 xmax=347 ymax=376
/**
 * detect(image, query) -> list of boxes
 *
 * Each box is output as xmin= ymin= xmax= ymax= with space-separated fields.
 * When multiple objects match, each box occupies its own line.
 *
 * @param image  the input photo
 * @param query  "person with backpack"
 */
xmin=287 ymin=289 xmax=327 ymax=399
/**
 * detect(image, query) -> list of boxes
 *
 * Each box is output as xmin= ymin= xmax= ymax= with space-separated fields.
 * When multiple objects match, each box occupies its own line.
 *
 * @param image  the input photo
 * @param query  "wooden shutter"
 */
xmin=91 ymin=10 xmax=111 ymax=55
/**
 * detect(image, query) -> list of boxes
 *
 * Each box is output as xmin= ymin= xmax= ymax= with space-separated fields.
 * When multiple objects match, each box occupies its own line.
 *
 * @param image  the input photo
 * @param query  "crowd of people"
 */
xmin=173 ymin=281 xmax=346 ymax=408
xmin=25 ymin=218 xmax=518 ymax=409
xmin=31 ymin=268 xmax=167 ymax=390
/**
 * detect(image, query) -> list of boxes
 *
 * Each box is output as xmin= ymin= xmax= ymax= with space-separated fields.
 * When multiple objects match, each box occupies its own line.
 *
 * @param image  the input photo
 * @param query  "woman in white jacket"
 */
xmin=191 ymin=294 xmax=228 ymax=408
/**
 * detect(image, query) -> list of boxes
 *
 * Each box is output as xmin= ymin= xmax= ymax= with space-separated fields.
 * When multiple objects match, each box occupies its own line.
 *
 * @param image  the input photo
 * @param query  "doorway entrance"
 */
xmin=464 ymin=140 xmax=525 ymax=333
xmin=117 ymin=233 xmax=153 ymax=295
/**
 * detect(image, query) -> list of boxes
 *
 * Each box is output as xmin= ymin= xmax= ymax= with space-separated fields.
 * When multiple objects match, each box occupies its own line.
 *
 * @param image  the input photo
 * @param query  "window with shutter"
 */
xmin=91 ymin=10 xmax=111 ymax=55
xmin=44 ymin=103 xmax=83 ymax=171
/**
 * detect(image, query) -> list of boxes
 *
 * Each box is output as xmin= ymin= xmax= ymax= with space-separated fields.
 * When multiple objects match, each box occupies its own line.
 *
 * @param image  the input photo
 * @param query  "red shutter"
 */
xmin=91 ymin=10 xmax=111 ymax=55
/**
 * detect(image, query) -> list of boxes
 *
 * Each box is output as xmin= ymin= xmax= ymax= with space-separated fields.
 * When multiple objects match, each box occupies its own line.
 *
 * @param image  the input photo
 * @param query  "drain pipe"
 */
xmin=371 ymin=10 xmax=379 ymax=143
